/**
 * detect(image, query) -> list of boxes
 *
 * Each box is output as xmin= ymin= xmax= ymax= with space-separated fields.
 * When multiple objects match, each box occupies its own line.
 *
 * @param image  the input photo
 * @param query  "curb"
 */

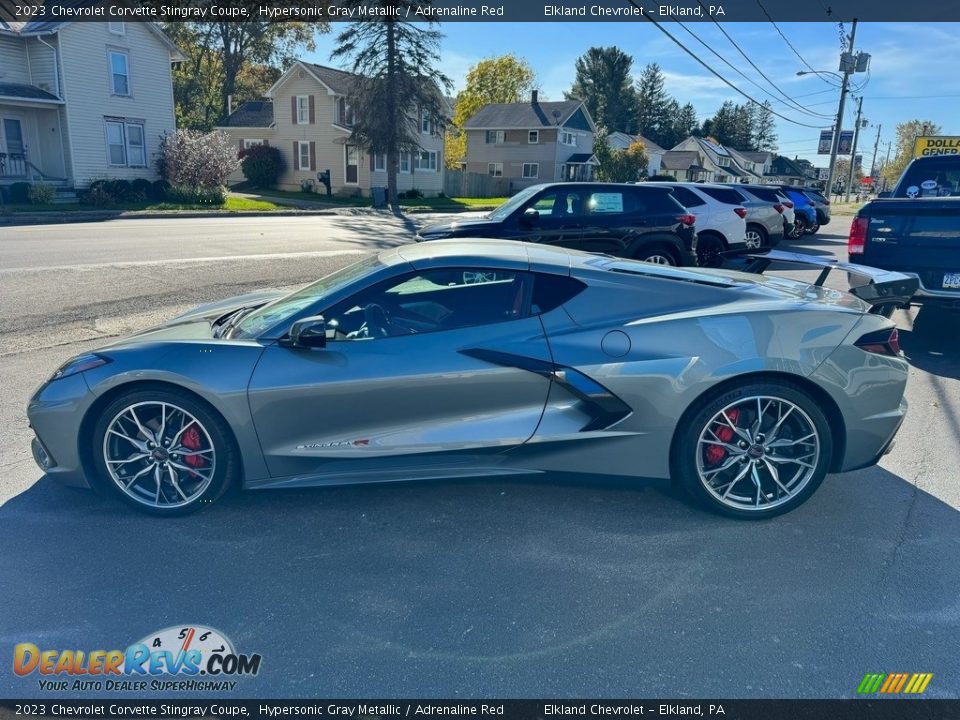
xmin=0 ymin=208 xmax=341 ymax=226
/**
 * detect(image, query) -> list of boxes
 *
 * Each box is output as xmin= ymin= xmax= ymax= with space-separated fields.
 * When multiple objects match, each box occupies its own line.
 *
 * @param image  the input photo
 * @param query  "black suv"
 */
xmin=416 ymin=182 xmax=698 ymax=266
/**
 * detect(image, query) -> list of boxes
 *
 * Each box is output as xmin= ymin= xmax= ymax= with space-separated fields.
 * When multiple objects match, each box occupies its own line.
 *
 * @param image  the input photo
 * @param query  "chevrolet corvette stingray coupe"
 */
xmin=28 ymin=240 xmax=916 ymax=518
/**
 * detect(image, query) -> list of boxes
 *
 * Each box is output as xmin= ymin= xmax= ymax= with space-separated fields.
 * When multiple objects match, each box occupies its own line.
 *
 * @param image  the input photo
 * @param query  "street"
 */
xmin=1 ymin=213 xmax=959 ymax=698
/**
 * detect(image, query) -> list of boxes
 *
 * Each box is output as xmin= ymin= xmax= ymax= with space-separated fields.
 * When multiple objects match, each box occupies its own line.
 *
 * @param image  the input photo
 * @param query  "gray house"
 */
xmin=463 ymin=92 xmax=596 ymax=189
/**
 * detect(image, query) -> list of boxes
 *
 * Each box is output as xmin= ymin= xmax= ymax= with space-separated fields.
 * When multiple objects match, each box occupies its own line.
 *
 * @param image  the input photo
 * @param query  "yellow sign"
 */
xmin=913 ymin=136 xmax=960 ymax=157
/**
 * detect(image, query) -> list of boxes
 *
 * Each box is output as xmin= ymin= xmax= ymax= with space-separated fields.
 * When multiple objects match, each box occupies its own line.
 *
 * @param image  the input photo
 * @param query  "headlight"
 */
xmin=51 ymin=353 xmax=110 ymax=381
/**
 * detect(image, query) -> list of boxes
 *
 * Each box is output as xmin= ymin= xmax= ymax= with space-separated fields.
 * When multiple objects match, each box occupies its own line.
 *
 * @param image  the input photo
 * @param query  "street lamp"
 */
xmin=796 ymin=70 xmax=843 ymax=81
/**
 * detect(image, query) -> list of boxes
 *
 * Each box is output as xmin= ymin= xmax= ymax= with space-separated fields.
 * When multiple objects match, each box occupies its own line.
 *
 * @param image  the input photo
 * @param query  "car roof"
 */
xmin=388 ymin=239 xmax=575 ymax=275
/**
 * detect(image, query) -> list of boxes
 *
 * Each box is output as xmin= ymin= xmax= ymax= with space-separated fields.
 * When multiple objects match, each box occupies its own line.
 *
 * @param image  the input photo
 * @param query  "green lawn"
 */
xmin=404 ymin=197 xmax=507 ymax=210
xmin=1 ymin=195 xmax=283 ymax=214
xmin=250 ymin=189 xmax=371 ymax=206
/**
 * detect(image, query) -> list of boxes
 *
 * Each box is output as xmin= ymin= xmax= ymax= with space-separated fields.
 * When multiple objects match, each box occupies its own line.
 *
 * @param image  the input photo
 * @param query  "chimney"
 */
xmin=531 ymin=90 xmax=538 ymax=105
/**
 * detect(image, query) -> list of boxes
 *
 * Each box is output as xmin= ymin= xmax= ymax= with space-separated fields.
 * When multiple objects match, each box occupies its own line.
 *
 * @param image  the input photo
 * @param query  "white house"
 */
xmin=218 ymin=61 xmax=445 ymax=197
xmin=608 ymin=131 xmax=665 ymax=176
xmin=0 ymin=19 xmax=183 ymax=190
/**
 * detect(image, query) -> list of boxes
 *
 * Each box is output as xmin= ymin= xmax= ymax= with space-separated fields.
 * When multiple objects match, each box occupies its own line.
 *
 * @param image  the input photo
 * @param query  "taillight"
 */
xmin=734 ymin=207 xmax=747 ymax=219
xmin=677 ymin=214 xmax=695 ymax=226
xmin=783 ymin=200 xmax=795 ymax=208
xmin=855 ymin=327 xmax=901 ymax=356
xmin=823 ymin=199 xmax=831 ymax=205
xmin=773 ymin=203 xmax=784 ymax=214
xmin=849 ymin=216 xmax=868 ymax=255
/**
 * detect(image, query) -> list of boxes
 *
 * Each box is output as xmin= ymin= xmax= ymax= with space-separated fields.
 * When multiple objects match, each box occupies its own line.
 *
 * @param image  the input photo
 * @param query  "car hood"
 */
xmin=97 ymin=289 xmax=286 ymax=349
xmin=419 ymin=217 xmax=499 ymax=236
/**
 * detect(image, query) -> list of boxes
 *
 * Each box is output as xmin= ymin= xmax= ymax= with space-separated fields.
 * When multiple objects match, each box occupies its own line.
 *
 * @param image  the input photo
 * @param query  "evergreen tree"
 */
xmin=634 ymin=63 xmax=670 ymax=146
xmin=566 ymin=47 xmax=639 ymax=133
xmin=752 ymin=101 xmax=778 ymax=152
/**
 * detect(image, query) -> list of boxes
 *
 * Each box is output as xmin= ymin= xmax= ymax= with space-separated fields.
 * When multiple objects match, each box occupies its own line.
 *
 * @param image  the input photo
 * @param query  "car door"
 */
xmin=509 ymin=188 xmax=585 ymax=249
xmin=247 ymin=268 xmax=554 ymax=480
xmin=578 ymin=187 xmax=644 ymax=255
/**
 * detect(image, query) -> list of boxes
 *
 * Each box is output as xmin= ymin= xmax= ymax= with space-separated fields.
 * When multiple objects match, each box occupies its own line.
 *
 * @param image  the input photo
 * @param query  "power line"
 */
xmin=631 ymin=2 xmax=829 ymax=130
xmin=695 ymin=0 xmax=835 ymax=120
xmin=672 ymin=18 xmax=834 ymax=120
xmin=756 ymin=0 xmax=841 ymax=88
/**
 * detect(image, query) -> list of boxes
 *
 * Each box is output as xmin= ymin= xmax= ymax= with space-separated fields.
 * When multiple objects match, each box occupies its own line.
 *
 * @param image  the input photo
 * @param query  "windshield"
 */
xmin=895 ymin=157 xmax=960 ymax=197
xmin=487 ymin=186 xmax=542 ymax=221
xmin=231 ymin=255 xmax=382 ymax=339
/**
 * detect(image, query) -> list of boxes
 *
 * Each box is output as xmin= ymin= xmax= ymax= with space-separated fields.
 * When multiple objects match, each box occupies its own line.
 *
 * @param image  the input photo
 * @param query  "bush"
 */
xmin=158 ymin=129 xmax=240 ymax=188
xmin=9 ymin=182 xmax=31 ymax=204
xmin=165 ymin=184 xmax=226 ymax=205
xmin=151 ymin=179 xmax=171 ymax=201
xmin=106 ymin=179 xmax=132 ymax=202
xmin=406 ymin=187 xmax=423 ymax=199
xmin=80 ymin=186 xmax=114 ymax=207
xmin=27 ymin=183 xmax=56 ymax=205
xmin=239 ymin=144 xmax=284 ymax=188
xmin=131 ymin=178 xmax=152 ymax=202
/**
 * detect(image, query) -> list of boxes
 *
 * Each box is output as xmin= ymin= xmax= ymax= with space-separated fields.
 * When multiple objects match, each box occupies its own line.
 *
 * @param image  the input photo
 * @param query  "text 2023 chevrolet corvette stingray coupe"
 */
xmin=28 ymin=240 xmax=916 ymax=518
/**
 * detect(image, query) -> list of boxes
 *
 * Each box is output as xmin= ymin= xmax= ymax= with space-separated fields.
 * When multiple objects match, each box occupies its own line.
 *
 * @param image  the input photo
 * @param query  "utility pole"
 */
xmin=825 ymin=18 xmax=857 ymax=202
xmin=869 ymin=123 xmax=882 ymax=177
xmin=845 ymin=95 xmax=865 ymax=202
xmin=880 ymin=141 xmax=893 ymax=192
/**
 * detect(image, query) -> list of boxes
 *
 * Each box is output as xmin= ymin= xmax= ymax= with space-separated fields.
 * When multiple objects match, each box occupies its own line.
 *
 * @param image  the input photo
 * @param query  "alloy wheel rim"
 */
xmin=103 ymin=401 xmax=216 ymax=508
xmin=644 ymin=255 xmax=673 ymax=265
xmin=744 ymin=231 xmax=762 ymax=249
xmin=695 ymin=395 xmax=820 ymax=511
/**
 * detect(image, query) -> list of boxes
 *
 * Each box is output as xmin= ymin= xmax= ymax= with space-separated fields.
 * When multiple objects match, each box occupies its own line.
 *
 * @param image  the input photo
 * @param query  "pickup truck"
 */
xmin=849 ymin=155 xmax=960 ymax=311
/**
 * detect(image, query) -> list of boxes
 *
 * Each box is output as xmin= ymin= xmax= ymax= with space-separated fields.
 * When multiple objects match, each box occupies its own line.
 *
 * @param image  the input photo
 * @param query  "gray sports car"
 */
xmin=28 ymin=240 xmax=916 ymax=518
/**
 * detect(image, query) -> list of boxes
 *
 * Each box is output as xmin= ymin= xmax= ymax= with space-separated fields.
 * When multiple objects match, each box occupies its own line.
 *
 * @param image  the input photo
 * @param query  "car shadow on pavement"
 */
xmin=1 ymin=463 xmax=957 ymax=699
xmin=898 ymin=304 xmax=960 ymax=381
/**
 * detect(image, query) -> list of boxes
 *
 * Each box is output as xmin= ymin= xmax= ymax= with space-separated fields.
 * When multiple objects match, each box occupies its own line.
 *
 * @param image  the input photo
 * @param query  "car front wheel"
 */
xmin=92 ymin=388 xmax=239 ymax=515
xmin=672 ymin=381 xmax=833 ymax=519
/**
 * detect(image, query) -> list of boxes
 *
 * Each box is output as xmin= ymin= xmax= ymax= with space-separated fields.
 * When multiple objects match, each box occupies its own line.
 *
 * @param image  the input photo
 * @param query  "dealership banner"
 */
xmin=817 ymin=131 xmax=833 ymax=155
xmin=4 ymin=0 xmax=960 ymax=23
xmin=2 ymin=700 xmax=960 ymax=719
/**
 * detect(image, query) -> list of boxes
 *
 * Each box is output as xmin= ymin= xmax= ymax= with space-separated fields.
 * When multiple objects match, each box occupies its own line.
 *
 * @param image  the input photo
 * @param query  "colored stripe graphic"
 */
xmin=858 ymin=673 xmax=932 ymax=694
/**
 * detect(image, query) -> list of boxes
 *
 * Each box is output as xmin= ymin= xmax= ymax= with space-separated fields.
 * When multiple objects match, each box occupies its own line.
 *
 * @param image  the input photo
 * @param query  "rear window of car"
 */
xmin=633 ymin=187 xmax=687 ymax=214
xmin=531 ymin=274 xmax=586 ymax=313
xmin=895 ymin=157 xmax=960 ymax=198
xmin=699 ymin=187 xmax=745 ymax=205
xmin=668 ymin=186 xmax=706 ymax=208
xmin=743 ymin=187 xmax=779 ymax=203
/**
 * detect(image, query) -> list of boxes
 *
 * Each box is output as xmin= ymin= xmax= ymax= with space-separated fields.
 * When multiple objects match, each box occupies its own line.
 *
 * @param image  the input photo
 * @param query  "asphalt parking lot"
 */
xmin=1 ymin=212 xmax=958 ymax=699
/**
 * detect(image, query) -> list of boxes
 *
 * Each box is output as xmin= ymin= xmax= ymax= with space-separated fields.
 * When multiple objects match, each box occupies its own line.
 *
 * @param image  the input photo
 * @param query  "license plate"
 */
xmin=944 ymin=272 xmax=960 ymax=289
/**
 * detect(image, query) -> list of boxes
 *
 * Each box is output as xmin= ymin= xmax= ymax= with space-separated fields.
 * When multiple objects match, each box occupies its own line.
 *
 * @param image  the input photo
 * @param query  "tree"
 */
xmin=566 ymin=47 xmax=638 ymax=134
xmin=752 ymin=101 xmax=778 ymax=152
xmin=880 ymin=119 xmax=943 ymax=188
xmin=593 ymin=127 xmax=649 ymax=182
xmin=445 ymin=54 xmax=536 ymax=168
xmin=333 ymin=1 xmax=452 ymax=215
xmin=701 ymin=100 xmax=761 ymax=150
xmin=161 ymin=21 xmax=319 ymax=128
xmin=634 ymin=63 xmax=671 ymax=146
xmin=667 ymin=102 xmax=700 ymax=147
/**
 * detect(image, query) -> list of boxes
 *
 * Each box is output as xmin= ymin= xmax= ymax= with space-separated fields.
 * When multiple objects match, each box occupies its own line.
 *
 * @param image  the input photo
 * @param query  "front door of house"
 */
xmin=0 ymin=116 xmax=26 ymax=178
xmin=345 ymin=145 xmax=358 ymax=184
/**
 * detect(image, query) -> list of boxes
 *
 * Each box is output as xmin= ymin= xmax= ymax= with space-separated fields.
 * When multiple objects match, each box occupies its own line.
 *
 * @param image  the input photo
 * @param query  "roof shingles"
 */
xmin=464 ymin=100 xmax=583 ymax=129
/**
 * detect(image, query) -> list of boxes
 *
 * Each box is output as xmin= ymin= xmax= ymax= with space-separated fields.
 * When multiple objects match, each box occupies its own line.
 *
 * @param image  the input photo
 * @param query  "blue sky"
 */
xmin=304 ymin=22 xmax=960 ymax=168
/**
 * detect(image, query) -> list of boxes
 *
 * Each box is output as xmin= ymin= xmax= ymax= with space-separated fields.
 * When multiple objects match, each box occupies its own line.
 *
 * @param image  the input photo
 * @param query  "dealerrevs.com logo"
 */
xmin=13 ymin=625 xmax=261 ymax=692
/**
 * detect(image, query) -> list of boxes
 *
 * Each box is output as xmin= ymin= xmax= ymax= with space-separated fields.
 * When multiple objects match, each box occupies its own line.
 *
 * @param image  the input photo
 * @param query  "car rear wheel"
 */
xmin=789 ymin=218 xmax=805 ymax=239
xmin=744 ymin=225 xmax=767 ymax=250
xmin=672 ymin=381 xmax=833 ymax=519
xmin=92 ymin=388 xmax=239 ymax=516
xmin=635 ymin=244 xmax=678 ymax=265
xmin=804 ymin=221 xmax=821 ymax=235
xmin=696 ymin=234 xmax=725 ymax=268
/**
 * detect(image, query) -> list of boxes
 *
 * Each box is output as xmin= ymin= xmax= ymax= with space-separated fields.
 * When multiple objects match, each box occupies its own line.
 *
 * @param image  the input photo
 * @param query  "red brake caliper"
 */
xmin=705 ymin=408 xmax=740 ymax=465
xmin=181 ymin=424 xmax=206 ymax=473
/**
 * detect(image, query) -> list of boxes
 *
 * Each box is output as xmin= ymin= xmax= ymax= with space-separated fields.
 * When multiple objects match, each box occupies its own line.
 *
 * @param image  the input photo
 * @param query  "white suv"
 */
xmin=652 ymin=182 xmax=747 ymax=266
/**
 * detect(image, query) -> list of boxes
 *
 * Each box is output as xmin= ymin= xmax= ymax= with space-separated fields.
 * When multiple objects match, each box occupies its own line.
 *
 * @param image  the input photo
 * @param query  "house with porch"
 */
xmin=462 ymin=92 xmax=596 ymax=190
xmin=0 ymin=19 xmax=183 ymax=194
xmin=217 ymin=61 xmax=446 ymax=197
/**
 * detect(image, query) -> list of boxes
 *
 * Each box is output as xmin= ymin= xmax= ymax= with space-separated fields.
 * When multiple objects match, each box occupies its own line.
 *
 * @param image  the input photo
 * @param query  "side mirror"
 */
xmin=283 ymin=315 xmax=327 ymax=349
xmin=521 ymin=207 xmax=539 ymax=225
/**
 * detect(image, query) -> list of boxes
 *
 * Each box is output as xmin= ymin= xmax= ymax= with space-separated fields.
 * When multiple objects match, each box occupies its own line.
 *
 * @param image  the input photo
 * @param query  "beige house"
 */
xmin=219 ymin=61 xmax=445 ymax=197
xmin=462 ymin=92 xmax=596 ymax=190
xmin=0 ymin=19 xmax=183 ymax=191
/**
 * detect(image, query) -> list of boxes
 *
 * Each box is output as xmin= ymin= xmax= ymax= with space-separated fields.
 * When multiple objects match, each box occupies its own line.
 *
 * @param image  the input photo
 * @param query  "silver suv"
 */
xmin=721 ymin=184 xmax=793 ymax=248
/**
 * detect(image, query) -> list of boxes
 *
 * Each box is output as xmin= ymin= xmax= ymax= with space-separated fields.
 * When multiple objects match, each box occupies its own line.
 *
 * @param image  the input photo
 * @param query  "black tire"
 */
xmin=789 ymin=218 xmax=806 ymax=239
xmin=91 ymin=387 xmax=240 ymax=516
xmin=696 ymin=233 xmax=726 ymax=268
xmin=671 ymin=380 xmax=833 ymax=520
xmin=804 ymin=221 xmax=821 ymax=235
xmin=634 ymin=243 xmax=678 ymax=266
xmin=744 ymin=224 xmax=768 ymax=250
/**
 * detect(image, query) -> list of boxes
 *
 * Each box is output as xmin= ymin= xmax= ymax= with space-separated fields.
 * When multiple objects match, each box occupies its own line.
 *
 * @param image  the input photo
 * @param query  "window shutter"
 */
xmin=263 ymin=139 xmax=269 ymax=147
xmin=309 ymin=141 xmax=316 ymax=171
xmin=309 ymin=95 xmax=315 ymax=124
xmin=238 ymin=139 xmax=244 ymax=153
xmin=291 ymin=96 xmax=297 ymax=125
xmin=369 ymin=153 xmax=374 ymax=171
xmin=293 ymin=141 xmax=299 ymax=170
xmin=436 ymin=149 xmax=441 ymax=170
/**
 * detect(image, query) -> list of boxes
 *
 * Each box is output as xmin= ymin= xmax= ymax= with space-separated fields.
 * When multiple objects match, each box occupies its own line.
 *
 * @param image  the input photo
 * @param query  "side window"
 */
xmin=586 ymin=191 xmax=626 ymax=216
xmin=669 ymin=186 xmax=706 ymax=208
xmin=531 ymin=275 xmax=587 ymax=314
xmin=529 ymin=191 xmax=585 ymax=217
xmin=324 ymin=269 xmax=530 ymax=341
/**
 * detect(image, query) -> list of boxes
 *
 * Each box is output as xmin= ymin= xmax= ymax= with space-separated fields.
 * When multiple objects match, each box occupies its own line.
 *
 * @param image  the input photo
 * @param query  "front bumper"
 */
xmin=27 ymin=372 xmax=95 ymax=488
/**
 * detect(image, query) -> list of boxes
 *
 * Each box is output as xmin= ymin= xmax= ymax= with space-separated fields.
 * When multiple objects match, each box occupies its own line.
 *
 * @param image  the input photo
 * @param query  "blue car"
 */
xmin=779 ymin=186 xmax=820 ymax=236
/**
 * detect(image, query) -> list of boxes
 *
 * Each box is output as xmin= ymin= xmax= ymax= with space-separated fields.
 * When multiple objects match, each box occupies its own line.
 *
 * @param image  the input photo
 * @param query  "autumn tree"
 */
xmin=566 ymin=46 xmax=638 ymax=134
xmin=333 ymin=1 xmax=451 ymax=214
xmin=880 ymin=119 xmax=943 ymax=188
xmin=593 ymin=127 xmax=649 ymax=182
xmin=445 ymin=54 xmax=536 ymax=168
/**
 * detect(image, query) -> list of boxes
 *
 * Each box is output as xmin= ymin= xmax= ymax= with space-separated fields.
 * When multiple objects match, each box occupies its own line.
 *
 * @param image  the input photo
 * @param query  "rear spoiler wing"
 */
xmin=738 ymin=249 xmax=919 ymax=315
